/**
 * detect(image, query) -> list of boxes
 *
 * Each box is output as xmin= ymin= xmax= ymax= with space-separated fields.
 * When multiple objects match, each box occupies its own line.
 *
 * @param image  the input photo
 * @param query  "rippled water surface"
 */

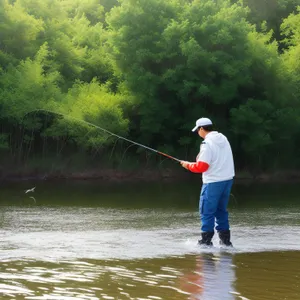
xmin=0 ymin=180 xmax=300 ymax=299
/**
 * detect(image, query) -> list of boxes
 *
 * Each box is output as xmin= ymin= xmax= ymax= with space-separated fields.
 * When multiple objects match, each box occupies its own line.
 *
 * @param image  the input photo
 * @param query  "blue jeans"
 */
xmin=199 ymin=179 xmax=233 ymax=232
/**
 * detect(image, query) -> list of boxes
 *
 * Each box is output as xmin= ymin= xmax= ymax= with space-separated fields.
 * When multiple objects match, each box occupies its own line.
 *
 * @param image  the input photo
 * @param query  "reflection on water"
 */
xmin=0 ymin=181 xmax=300 ymax=299
xmin=179 ymin=254 xmax=236 ymax=300
xmin=0 ymin=254 xmax=238 ymax=300
xmin=1 ymin=251 xmax=300 ymax=300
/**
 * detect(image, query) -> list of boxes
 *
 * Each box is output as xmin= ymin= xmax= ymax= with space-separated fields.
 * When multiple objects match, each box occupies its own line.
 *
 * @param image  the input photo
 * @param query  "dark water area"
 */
xmin=0 ymin=180 xmax=300 ymax=299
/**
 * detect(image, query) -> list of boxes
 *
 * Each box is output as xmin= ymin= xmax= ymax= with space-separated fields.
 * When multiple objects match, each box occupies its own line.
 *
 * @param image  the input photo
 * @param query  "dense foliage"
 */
xmin=0 ymin=0 xmax=300 ymax=175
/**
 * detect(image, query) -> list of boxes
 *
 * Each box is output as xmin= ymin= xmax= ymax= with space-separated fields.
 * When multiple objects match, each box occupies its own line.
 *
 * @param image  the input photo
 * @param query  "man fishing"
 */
xmin=181 ymin=117 xmax=235 ymax=247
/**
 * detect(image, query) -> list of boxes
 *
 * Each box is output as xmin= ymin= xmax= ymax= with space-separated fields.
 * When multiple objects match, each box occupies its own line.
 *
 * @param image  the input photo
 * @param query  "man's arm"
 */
xmin=187 ymin=161 xmax=209 ymax=173
xmin=181 ymin=142 xmax=211 ymax=173
xmin=180 ymin=161 xmax=209 ymax=173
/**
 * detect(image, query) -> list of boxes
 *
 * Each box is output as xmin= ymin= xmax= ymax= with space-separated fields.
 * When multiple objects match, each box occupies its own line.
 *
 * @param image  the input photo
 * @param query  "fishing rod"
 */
xmin=24 ymin=109 xmax=182 ymax=163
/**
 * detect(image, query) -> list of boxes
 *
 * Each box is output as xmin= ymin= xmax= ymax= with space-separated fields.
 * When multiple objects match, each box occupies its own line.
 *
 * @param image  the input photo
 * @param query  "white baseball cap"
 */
xmin=191 ymin=117 xmax=213 ymax=132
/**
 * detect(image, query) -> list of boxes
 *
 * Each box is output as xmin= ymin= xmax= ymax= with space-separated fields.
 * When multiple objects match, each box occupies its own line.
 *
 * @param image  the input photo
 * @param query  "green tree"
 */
xmin=281 ymin=6 xmax=300 ymax=93
xmin=0 ymin=43 xmax=62 ymax=120
xmin=107 ymin=0 xmax=295 ymax=169
xmin=0 ymin=0 xmax=299 ymax=174
xmin=232 ymin=0 xmax=300 ymax=46
xmin=60 ymin=0 xmax=104 ymax=25
xmin=0 ymin=0 xmax=43 ymax=61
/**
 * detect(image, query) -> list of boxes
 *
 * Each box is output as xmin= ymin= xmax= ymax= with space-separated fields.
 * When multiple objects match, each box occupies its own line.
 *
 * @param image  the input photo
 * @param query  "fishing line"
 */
xmin=23 ymin=109 xmax=182 ymax=163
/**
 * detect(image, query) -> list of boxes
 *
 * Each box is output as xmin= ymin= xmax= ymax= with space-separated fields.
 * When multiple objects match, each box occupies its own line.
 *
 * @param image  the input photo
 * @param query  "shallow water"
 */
xmin=0 ymin=180 xmax=300 ymax=299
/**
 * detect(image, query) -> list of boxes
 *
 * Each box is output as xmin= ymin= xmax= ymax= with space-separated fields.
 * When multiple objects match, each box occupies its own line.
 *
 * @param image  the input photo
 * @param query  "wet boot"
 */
xmin=218 ymin=230 xmax=233 ymax=247
xmin=198 ymin=231 xmax=214 ymax=247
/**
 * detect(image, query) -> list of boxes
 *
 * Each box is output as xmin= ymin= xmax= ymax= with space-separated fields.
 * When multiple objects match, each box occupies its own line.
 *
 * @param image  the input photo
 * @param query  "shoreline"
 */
xmin=1 ymin=167 xmax=300 ymax=183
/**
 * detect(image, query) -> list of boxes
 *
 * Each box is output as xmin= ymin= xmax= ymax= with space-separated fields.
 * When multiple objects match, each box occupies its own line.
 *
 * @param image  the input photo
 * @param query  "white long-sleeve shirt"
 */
xmin=196 ymin=131 xmax=235 ymax=184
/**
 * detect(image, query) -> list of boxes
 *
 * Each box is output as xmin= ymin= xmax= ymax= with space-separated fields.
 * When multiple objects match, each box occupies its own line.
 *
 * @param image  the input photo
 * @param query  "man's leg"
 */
xmin=199 ymin=182 xmax=224 ymax=246
xmin=215 ymin=179 xmax=233 ymax=246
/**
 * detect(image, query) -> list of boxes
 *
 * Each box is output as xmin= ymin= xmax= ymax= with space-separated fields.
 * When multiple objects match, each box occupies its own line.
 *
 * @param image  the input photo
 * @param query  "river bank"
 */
xmin=1 ymin=165 xmax=300 ymax=183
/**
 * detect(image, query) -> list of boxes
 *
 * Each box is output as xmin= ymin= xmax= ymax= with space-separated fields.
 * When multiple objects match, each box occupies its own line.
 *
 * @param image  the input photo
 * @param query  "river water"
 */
xmin=0 ymin=180 xmax=300 ymax=300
